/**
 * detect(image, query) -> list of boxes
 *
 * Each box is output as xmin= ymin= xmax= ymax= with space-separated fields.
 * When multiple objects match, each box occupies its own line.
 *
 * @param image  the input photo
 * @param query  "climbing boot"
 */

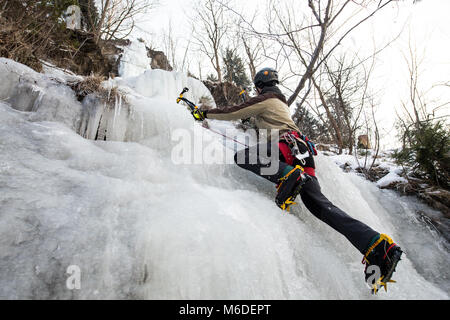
xmin=275 ymin=165 xmax=310 ymax=212
xmin=363 ymin=233 xmax=403 ymax=294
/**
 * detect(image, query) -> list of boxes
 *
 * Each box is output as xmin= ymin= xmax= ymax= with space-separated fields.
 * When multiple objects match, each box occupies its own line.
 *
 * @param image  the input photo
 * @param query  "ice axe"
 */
xmin=239 ymin=88 xmax=248 ymax=103
xmin=176 ymin=87 xmax=205 ymax=121
xmin=175 ymin=87 xmax=248 ymax=147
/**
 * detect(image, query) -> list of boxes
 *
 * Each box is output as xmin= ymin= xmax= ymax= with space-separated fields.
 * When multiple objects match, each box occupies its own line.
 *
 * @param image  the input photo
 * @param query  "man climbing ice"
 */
xmin=191 ymin=67 xmax=403 ymax=293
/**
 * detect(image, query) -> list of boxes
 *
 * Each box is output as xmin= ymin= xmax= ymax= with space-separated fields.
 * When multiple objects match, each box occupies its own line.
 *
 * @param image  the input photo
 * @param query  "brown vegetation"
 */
xmin=67 ymin=74 xmax=127 ymax=108
xmin=0 ymin=1 xmax=129 ymax=76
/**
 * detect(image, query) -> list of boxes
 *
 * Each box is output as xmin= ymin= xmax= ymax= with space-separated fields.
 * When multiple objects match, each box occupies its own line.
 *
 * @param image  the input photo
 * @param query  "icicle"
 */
xmin=117 ymin=94 xmax=122 ymax=116
xmin=112 ymin=95 xmax=118 ymax=131
xmin=107 ymin=79 xmax=112 ymax=103
xmin=32 ymin=90 xmax=44 ymax=112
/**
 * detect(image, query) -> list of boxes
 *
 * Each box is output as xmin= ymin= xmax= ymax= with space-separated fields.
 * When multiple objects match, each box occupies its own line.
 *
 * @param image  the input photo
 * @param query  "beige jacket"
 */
xmin=205 ymin=92 xmax=301 ymax=137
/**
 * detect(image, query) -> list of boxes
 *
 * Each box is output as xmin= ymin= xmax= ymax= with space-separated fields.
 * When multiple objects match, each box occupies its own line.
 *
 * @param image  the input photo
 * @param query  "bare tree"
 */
xmin=396 ymin=38 xmax=450 ymax=144
xmin=235 ymin=14 xmax=263 ymax=81
xmin=161 ymin=19 xmax=179 ymax=70
xmin=220 ymin=0 xmax=395 ymax=106
xmin=322 ymin=54 xmax=371 ymax=155
xmin=304 ymin=45 xmax=380 ymax=155
xmin=193 ymin=0 xmax=230 ymax=83
xmin=280 ymin=0 xmax=395 ymax=106
xmin=310 ymin=74 xmax=345 ymax=153
xmin=241 ymin=36 xmax=260 ymax=81
xmin=394 ymin=40 xmax=450 ymax=188
xmin=81 ymin=0 xmax=158 ymax=43
xmin=355 ymin=53 xmax=381 ymax=175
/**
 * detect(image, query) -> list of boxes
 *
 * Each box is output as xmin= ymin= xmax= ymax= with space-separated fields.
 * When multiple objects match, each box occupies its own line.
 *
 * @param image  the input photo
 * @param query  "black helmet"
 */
xmin=254 ymin=67 xmax=279 ymax=88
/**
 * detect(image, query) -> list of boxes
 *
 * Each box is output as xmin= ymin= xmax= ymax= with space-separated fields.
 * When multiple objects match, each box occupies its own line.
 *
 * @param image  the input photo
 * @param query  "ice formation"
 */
xmin=0 ymin=57 xmax=448 ymax=299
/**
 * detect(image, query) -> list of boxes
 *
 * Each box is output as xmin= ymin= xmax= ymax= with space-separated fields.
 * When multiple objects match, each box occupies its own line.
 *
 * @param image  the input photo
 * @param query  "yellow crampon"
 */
xmin=276 ymin=165 xmax=305 ymax=191
xmin=363 ymin=234 xmax=394 ymax=263
xmin=276 ymin=165 xmax=305 ymax=212
xmin=363 ymin=234 xmax=399 ymax=294
xmin=278 ymin=197 xmax=297 ymax=212
xmin=371 ymin=277 xmax=397 ymax=294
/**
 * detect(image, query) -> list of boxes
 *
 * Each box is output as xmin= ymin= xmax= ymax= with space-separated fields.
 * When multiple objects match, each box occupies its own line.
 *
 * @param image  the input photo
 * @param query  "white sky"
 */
xmin=132 ymin=0 xmax=450 ymax=150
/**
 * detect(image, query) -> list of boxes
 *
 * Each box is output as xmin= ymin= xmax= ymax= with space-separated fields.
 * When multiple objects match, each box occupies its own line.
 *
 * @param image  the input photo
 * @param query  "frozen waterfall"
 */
xmin=0 ymin=58 xmax=448 ymax=299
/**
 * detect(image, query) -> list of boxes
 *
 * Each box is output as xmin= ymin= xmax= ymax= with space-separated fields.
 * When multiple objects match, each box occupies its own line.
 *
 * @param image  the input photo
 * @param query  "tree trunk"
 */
xmin=287 ymin=1 xmax=331 ymax=106
xmin=94 ymin=0 xmax=110 ymax=43
xmin=242 ymin=37 xmax=256 ymax=80
xmin=312 ymin=77 xmax=344 ymax=154
xmin=215 ymin=50 xmax=222 ymax=83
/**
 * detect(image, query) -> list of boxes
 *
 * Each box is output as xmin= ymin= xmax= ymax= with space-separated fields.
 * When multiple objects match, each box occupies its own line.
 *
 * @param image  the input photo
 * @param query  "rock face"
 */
xmin=99 ymin=38 xmax=131 ymax=77
xmin=146 ymin=47 xmax=173 ymax=71
xmin=55 ymin=30 xmax=129 ymax=78
xmin=62 ymin=30 xmax=111 ymax=76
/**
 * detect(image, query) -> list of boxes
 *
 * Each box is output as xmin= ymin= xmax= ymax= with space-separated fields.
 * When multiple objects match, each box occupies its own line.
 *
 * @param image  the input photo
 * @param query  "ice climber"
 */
xmin=191 ymin=67 xmax=403 ymax=293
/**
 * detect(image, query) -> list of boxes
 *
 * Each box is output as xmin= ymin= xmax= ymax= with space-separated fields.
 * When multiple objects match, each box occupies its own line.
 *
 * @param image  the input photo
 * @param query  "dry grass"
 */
xmin=67 ymin=74 xmax=127 ymax=107
xmin=68 ymin=75 xmax=106 ymax=101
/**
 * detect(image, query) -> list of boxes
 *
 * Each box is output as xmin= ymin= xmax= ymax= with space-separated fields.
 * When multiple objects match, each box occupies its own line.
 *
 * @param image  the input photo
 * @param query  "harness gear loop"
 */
xmin=280 ymin=131 xmax=310 ymax=162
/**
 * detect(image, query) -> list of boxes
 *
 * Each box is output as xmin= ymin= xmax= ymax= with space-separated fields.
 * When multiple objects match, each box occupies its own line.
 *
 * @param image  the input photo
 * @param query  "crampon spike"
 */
xmin=371 ymin=277 xmax=398 ymax=294
xmin=366 ymin=242 xmax=402 ymax=295
xmin=280 ymin=197 xmax=297 ymax=212
xmin=371 ymin=284 xmax=378 ymax=294
xmin=371 ymin=277 xmax=384 ymax=295
xmin=370 ymin=278 xmax=400 ymax=294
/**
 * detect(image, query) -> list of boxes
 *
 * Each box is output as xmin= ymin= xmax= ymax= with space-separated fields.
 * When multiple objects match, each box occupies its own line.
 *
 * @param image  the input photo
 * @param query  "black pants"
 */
xmin=234 ymin=143 xmax=379 ymax=254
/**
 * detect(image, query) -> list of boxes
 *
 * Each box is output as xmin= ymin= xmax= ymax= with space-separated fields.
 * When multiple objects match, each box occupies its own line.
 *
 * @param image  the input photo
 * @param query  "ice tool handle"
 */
xmin=281 ymin=132 xmax=310 ymax=162
xmin=177 ymin=87 xmax=195 ymax=110
xmin=176 ymin=87 xmax=205 ymax=121
xmin=239 ymin=88 xmax=247 ymax=102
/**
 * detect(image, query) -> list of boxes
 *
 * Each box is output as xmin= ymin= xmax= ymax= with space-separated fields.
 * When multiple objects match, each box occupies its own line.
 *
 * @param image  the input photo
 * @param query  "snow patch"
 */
xmin=376 ymin=171 xmax=408 ymax=188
